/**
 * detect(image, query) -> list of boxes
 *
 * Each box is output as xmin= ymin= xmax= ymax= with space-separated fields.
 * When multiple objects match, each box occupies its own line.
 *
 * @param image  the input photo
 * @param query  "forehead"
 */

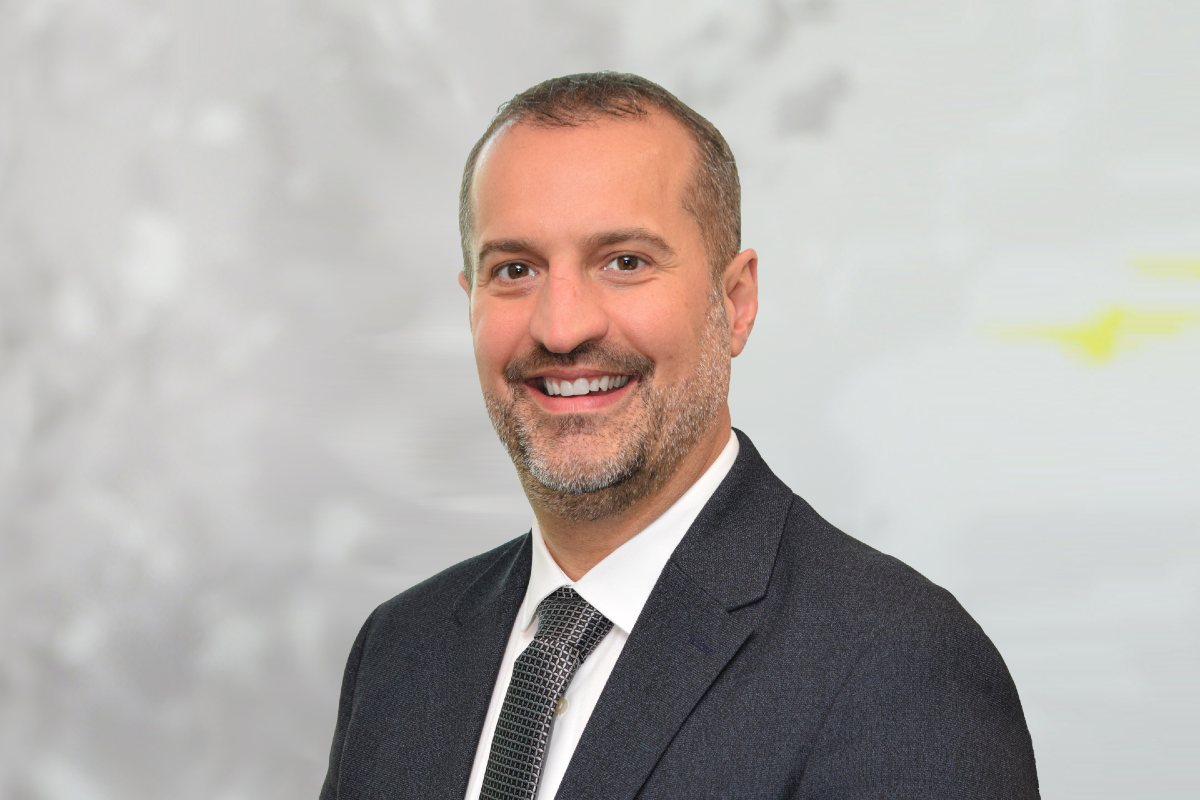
xmin=469 ymin=112 xmax=699 ymax=244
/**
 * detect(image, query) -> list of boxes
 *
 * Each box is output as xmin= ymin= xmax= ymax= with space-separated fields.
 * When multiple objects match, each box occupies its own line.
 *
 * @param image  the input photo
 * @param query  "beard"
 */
xmin=482 ymin=294 xmax=730 ymax=522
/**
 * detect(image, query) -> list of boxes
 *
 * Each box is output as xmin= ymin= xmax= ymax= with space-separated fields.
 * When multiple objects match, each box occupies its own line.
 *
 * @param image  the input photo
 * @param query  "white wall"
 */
xmin=1 ymin=1 xmax=1197 ymax=797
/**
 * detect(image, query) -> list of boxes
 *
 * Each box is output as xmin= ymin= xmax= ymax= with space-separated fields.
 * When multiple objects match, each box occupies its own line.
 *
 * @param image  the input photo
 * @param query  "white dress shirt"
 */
xmin=464 ymin=430 xmax=739 ymax=800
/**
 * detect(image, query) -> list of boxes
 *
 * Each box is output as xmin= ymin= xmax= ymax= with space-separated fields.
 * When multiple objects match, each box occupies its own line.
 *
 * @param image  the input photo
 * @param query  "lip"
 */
xmin=521 ymin=375 xmax=638 ymax=413
xmin=523 ymin=368 xmax=629 ymax=381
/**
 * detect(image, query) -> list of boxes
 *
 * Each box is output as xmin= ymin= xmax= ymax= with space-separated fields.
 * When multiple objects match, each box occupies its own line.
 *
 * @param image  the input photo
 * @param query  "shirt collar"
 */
xmin=517 ymin=430 xmax=740 ymax=635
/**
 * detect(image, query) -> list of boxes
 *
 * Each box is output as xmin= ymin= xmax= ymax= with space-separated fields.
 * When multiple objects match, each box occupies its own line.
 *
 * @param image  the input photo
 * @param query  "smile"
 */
xmin=541 ymin=375 xmax=631 ymax=397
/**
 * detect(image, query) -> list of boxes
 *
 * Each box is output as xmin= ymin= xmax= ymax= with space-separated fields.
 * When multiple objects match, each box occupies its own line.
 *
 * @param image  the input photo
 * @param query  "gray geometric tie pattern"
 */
xmin=480 ymin=587 xmax=613 ymax=800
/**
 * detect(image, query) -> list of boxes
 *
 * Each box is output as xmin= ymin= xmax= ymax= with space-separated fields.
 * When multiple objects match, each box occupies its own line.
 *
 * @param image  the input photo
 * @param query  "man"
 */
xmin=320 ymin=72 xmax=1039 ymax=799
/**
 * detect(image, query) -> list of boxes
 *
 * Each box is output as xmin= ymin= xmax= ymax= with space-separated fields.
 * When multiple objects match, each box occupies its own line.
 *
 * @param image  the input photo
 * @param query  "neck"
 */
xmin=529 ymin=412 xmax=733 ymax=581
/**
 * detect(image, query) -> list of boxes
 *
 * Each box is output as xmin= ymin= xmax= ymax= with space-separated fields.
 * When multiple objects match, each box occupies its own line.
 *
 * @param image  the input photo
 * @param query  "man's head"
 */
xmin=459 ymin=73 xmax=757 ymax=522
xmin=459 ymin=72 xmax=741 ymax=285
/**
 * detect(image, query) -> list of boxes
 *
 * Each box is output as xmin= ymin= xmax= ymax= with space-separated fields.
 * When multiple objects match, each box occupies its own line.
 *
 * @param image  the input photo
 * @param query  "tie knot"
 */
xmin=534 ymin=587 xmax=613 ymax=661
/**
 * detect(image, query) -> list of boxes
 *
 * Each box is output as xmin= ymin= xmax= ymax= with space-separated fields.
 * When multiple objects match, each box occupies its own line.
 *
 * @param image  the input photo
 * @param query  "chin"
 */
xmin=522 ymin=442 xmax=647 ymax=497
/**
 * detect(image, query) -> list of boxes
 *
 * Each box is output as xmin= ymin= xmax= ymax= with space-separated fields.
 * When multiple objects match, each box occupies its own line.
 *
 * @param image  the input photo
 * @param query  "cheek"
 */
xmin=618 ymin=304 xmax=697 ymax=368
xmin=470 ymin=303 xmax=526 ymax=375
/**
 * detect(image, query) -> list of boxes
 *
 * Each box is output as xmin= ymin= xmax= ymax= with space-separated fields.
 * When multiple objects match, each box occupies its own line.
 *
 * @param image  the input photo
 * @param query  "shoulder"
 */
xmin=777 ymin=493 xmax=976 ymax=636
xmin=771 ymin=496 xmax=1039 ymax=794
xmin=763 ymin=491 xmax=1024 ymax=714
xmin=357 ymin=533 xmax=529 ymax=646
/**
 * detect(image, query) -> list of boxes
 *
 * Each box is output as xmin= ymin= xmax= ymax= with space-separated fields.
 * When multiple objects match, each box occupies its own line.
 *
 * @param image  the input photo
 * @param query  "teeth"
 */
xmin=541 ymin=375 xmax=630 ymax=397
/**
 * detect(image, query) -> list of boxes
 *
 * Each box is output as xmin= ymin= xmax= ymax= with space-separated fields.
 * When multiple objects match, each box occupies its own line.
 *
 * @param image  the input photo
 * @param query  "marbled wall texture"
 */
xmin=1 ymin=1 xmax=1197 ymax=797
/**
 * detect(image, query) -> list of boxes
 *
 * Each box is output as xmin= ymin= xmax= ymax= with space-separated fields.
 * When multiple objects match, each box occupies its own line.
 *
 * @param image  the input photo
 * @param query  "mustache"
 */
xmin=504 ymin=341 xmax=654 ymax=384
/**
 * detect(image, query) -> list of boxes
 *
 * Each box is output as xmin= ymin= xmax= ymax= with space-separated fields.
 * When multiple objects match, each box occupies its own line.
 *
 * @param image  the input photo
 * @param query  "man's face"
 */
xmin=461 ymin=112 xmax=741 ymax=520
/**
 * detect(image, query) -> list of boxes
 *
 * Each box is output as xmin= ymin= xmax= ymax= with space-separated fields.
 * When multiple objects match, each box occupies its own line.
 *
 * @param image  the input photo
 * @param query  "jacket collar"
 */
xmin=556 ymin=429 xmax=794 ymax=799
xmin=451 ymin=427 xmax=790 ymax=624
xmin=670 ymin=428 xmax=793 ymax=610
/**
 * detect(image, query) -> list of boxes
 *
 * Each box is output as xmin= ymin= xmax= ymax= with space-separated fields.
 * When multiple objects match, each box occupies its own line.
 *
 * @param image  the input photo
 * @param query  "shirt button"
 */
xmin=556 ymin=695 xmax=569 ymax=716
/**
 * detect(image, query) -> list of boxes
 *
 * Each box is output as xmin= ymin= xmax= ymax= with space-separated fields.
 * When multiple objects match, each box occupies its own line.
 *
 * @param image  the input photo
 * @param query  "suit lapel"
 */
xmin=433 ymin=536 xmax=532 ymax=798
xmin=557 ymin=431 xmax=795 ymax=800
xmin=555 ymin=562 xmax=756 ymax=800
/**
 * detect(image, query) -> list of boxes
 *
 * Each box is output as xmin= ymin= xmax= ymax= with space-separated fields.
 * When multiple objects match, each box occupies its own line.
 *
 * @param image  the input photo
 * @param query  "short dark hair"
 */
xmin=458 ymin=72 xmax=741 ymax=284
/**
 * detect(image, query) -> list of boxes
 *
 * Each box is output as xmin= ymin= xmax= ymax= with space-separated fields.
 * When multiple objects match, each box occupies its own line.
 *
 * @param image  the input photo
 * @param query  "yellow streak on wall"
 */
xmin=1002 ymin=307 xmax=1200 ymax=363
xmin=1132 ymin=257 xmax=1200 ymax=278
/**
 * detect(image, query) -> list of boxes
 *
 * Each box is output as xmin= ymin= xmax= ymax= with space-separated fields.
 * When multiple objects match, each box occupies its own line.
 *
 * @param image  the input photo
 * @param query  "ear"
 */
xmin=722 ymin=248 xmax=758 ymax=357
xmin=458 ymin=270 xmax=476 ymax=324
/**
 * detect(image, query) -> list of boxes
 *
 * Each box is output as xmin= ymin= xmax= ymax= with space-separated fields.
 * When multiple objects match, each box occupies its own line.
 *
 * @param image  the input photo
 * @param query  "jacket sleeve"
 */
xmin=319 ymin=609 xmax=376 ymax=800
xmin=797 ymin=596 xmax=1040 ymax=799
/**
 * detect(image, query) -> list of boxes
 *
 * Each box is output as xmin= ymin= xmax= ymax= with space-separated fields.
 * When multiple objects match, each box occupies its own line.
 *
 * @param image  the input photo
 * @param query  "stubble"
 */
xmin=482 ymin=295 xmax=730 ymax=522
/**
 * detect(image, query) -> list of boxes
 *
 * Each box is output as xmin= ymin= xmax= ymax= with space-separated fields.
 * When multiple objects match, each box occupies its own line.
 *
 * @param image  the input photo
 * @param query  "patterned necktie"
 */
xmin=480 ymin=587 xmax=613 ymax=800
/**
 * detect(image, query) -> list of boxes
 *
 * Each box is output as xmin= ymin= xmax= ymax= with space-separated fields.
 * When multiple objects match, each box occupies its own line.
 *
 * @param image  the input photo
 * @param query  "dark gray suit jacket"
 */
xmin=321 ymin=431 xmax=1039 ymax=798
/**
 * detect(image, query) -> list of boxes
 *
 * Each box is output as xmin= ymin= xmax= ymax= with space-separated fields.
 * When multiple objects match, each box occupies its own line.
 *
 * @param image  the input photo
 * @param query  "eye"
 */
xmin=604 ymin=254 xmax=646 ymax=272
xmin=494 ymin=261 xmax=536 ymax=281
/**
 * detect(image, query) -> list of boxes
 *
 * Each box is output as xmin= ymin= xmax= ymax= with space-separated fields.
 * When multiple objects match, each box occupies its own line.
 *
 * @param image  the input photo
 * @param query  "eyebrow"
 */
xmin=584 ymin=227 xmax=676 ymax=257
xmin=476 ymin=227 xmax=676 ymax=266
xmin=476 ymin=238 xmax=534 ymax=266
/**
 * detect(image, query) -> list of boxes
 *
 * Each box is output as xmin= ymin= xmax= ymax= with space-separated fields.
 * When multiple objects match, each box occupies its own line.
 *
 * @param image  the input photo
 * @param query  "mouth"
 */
xmin=518 ymin=371 xmax=638 ymax=411
xmin=535 ymin=374 xmax=632 ymax=397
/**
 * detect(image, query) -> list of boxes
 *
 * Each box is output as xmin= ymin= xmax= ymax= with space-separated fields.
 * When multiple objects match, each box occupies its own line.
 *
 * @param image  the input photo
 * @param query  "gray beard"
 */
xmin=483 ymin=298 xmax=729 ymax=522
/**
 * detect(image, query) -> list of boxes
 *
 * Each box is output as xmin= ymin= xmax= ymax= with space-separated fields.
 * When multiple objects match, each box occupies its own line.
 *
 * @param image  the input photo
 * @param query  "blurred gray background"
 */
xmin=1 ymin=0 xmax=1197 ymax=797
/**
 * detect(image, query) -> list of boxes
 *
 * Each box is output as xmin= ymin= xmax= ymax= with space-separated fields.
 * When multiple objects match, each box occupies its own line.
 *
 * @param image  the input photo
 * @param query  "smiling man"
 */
xmin=320 ymin=73 xmax=1040 ymax=800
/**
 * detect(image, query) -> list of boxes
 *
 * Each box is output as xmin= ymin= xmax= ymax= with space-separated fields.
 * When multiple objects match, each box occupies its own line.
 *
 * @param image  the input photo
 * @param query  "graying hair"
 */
xmin=458 ymin=72 xmax=741 ymax=285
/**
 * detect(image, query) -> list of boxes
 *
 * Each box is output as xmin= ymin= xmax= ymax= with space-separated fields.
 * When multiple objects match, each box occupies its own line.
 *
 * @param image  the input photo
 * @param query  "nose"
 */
xmin=529 ymin=269 xmax=609 ymax=354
